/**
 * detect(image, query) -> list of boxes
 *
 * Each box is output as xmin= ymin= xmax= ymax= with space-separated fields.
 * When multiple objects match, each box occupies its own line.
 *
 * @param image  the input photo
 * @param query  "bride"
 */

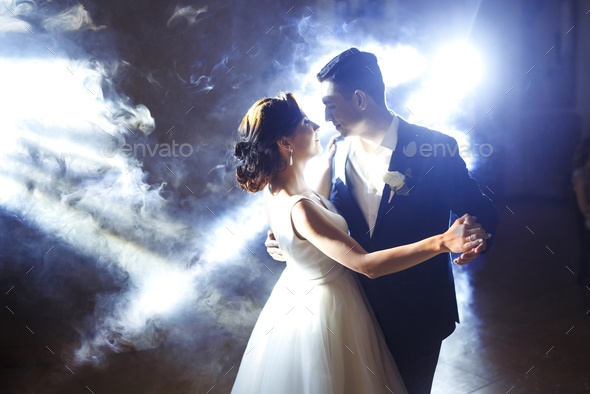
xmin=230 ymin=92 xmax=489 ymax=393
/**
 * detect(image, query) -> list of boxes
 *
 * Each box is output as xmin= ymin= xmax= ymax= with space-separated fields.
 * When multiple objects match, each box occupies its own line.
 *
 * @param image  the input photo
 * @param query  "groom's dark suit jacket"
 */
xmin=329 ymin=116 xmax=499 ymax=350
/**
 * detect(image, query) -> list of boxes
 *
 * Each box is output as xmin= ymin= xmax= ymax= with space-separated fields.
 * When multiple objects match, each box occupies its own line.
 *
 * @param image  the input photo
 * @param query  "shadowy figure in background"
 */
xmin=572 ymin=138 xmax=590 ymax=285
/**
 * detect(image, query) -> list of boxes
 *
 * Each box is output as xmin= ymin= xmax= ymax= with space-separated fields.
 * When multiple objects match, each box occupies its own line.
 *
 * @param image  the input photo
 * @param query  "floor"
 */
xmin=433 ymin=197 xmax=590 ymax=394
xmin=1 ymin=197 xmax=589 ymax=393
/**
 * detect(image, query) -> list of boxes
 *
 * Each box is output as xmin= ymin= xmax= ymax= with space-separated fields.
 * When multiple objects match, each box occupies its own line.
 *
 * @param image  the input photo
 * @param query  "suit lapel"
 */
xmin=373 ymin=118 xmax=412 ymax=234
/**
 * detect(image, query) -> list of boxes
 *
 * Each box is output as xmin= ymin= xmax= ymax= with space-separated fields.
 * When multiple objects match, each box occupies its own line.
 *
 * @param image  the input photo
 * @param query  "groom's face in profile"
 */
xmin=320 ymin=80 xmax=363 ymax=138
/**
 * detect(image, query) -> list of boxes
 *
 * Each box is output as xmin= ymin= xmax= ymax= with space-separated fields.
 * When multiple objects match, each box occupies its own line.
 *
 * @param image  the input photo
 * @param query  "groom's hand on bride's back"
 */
xmin=265 ymin=229 xmax=286 ymax=262
xmin=453 ymin=214 xmax=492 ymax=266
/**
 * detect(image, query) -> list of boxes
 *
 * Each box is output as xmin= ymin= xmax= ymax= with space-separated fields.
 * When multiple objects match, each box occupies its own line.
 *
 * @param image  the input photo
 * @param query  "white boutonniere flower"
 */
xmin=382 ymin=171 xmax=406 ymax=203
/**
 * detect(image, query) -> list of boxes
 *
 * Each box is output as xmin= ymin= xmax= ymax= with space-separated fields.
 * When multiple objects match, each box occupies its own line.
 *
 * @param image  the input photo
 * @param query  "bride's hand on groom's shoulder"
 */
xmin=325 ymin=133 xmax=341 ymax=166
xmin=265 ymin=229 xmax=286 ymax=262
xmin=441 ymin=214 xmax=491 ymax=260
xmin=315 ymin=133 xmax=342 ymax=199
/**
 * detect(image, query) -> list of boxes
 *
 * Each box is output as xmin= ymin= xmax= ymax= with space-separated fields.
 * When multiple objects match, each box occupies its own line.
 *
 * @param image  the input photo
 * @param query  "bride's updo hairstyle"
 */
xmin=234 ymin=92 xmax=303 ymax=193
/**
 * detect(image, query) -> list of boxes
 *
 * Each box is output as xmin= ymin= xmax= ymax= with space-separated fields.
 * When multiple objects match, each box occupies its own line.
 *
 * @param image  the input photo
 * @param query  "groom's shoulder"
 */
xmin=400 ymin=117 xmax=457 ymax=145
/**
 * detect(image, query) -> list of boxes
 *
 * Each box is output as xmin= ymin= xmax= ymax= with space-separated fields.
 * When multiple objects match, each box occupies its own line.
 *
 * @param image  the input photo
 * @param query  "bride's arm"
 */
xmin=313 ymin=133 xmax=340 ymax=199
xmin=315 ymin=164 xmax=332 ymax=200
xmin=291 ymin=200 xmax=489 ymax=279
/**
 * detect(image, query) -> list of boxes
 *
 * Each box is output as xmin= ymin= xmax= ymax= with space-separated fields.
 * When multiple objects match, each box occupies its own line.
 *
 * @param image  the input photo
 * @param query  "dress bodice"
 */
xmin=264 ymin=186 xmax=349 ymax=284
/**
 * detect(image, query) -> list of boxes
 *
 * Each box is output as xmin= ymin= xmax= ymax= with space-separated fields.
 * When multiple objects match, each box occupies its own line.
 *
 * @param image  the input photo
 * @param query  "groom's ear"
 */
xmin=353 ymin=90 xmax=368 ymax=110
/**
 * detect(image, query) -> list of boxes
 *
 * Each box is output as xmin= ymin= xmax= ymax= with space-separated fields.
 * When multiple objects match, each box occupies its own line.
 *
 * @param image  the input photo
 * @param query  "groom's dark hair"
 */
xmin=316 ymin=48 xmax=386 ymax=108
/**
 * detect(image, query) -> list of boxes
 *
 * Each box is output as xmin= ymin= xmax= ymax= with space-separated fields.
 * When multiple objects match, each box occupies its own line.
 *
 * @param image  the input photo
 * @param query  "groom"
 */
xmin=266 ymin=48 xmax=499 ymax=393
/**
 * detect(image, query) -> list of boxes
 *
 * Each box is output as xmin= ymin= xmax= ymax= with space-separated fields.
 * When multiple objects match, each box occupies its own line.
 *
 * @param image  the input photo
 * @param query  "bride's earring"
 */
xmin=289 ymin=149 xmax=293 ymax=166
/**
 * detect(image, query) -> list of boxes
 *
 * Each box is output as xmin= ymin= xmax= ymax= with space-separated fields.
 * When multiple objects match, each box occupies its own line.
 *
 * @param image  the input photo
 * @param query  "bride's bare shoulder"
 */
xmin=263 ymin=186 xmax=295 ymax=219
xmin=264 ymin=185 xmax=295 ymax=204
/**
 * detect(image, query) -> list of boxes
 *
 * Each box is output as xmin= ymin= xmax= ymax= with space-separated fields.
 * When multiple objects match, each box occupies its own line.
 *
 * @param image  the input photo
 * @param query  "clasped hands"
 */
xmin=444 ymin=213 xmax=491 ymax=265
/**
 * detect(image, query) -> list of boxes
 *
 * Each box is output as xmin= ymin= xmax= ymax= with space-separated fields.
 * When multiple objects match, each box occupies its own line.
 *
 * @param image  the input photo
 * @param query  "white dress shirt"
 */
xmin=346 ymin=111 xmax=399 ymax=238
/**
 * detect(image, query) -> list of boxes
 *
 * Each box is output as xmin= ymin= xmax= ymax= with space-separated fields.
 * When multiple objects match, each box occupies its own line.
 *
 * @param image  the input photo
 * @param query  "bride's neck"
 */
xmin=269 ymin=161 xmax=309 ymax=196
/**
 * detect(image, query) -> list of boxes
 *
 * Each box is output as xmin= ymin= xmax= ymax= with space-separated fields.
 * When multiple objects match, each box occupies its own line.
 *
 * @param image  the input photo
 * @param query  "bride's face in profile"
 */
xmin=289 ymin=111 xmax=322 ymax=162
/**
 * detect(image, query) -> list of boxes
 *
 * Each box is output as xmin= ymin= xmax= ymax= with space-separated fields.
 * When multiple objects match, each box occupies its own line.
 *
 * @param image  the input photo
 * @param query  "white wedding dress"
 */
xmin=231 ymin=187 xmax=408 ymax=394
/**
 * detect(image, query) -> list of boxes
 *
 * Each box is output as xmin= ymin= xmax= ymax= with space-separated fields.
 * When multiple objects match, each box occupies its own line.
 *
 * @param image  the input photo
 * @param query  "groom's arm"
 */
xmin=437 ymin=136 xmax=499 ymax=254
